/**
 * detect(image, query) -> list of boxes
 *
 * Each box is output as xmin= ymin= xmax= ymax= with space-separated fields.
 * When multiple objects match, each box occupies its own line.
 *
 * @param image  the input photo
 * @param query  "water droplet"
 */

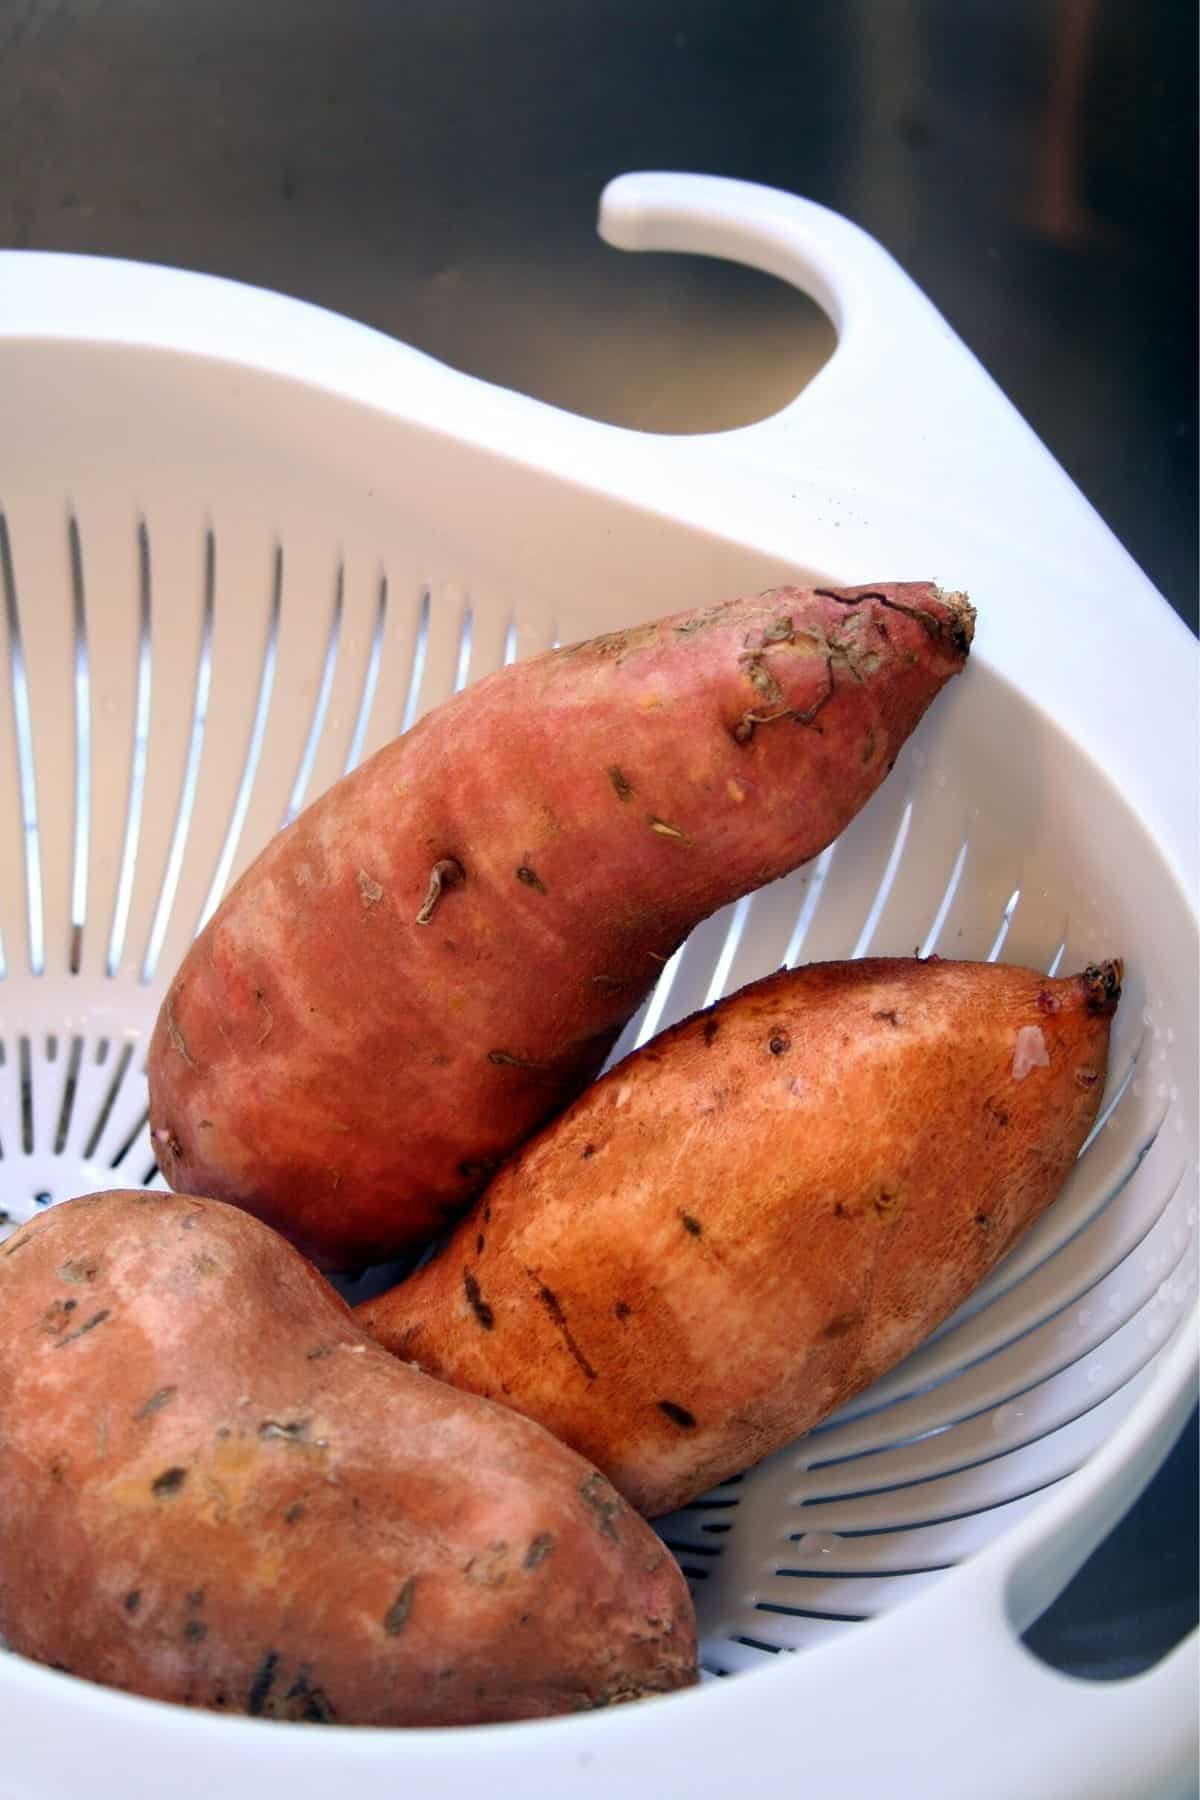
xmin=1085 ymin=1363 xmax=1103 ymax=1386
xmin=1142 ymin=1008 xmax=1155 ymax=1029
xmin=1077 ymin=1307 xmax=1093 ymax=1328
xmin=1106 ymin=1290 xmax=1124 ymax=1312
xmin=794 ymin=1532 xmax=840 ymax=1557
xmin=992 ymin=1403 xmax=1023 ymax=1434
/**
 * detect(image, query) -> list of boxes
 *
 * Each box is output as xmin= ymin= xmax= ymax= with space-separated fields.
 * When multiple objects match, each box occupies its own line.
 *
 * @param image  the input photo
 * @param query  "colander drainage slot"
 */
xmin=283 ymin=561 xmax=344 ymax=828
xmin=53 ymin=1034 xmax=84 ymax=1153
xmin=343 ymin=574 xmax=388 ymax=776
xmin=67 ymin=515 xmax=91 ymax=976
xmin=106 ymin=520 xmax=152 ymax=979
xmin=82 ymin=1040 xmax=135 ymax=1159
xmin=196 ymin=544 xmax=282 ymax=933
xmin=141 ymin=529 xmax=214 ymax=985
xmin=0 ymin=512 xmax=46 ymax=976
xmin=399 ymin=587 xmax=430 ymax=735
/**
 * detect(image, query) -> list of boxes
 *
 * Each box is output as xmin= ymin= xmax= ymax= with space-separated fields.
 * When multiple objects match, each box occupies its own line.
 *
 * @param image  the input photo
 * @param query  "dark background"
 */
xmin=1 ymin=0 xmax=1196 ymax=1680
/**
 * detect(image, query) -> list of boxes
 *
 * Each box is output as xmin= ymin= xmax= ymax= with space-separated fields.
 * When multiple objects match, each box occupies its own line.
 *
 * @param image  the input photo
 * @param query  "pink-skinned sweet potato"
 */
xmin=0 ymin=1191 xmax=696 ymax=1724
xmin=148 ymin=582 xmax=973 ymax=1269
xmin=359 ymin=957 xmax=1121 ymax=1517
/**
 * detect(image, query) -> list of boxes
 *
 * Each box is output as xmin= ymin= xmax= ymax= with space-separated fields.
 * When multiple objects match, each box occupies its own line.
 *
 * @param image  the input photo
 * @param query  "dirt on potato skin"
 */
xmin=148 ymin=582 xmax=972 ymax=1270
xmin=0 ymin=1191 xmax=697 ymax=1723
xmin=360 ymin=955 xmax=1118 ymax=1518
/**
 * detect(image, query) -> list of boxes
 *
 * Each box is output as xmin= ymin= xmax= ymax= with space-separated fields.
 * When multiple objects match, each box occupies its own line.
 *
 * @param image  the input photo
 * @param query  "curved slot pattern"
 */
xmin=140 ymin=532 xmax=215 ymax=984
xmin=848 ymin=799 xmax=913 ymax=959
xmin=343 ymin=575 xmax=387 ymax=775
xmin=67 ymin=517 xmax=91 ymax=975
xmin=399 ymin=588 xmax=431 ymax=735
xmin=986 ymin=886 xmax=1022 ymax=962
xmin=283 ymin=562 xmax=344 ymax=826
xmin=783 ymin=845 xmax=835 ymax=967
xmin=106 ymin=522 xmax=152 ymax=977
xmin=918 ymin=837 xmax=968 ymax=957
xmin=0 ymin=514 xmax=45 ymax=975
xmin=703 ymin=893 xmax=753 ymax=1009
xmin=195 ymin=546 xmax=282 ymax=931
xmin=453 ymin=606 xmax=474 ymax=693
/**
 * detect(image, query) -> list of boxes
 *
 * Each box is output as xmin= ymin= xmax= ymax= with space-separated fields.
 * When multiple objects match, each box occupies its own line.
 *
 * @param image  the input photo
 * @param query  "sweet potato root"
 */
xmin=359 ymin=957 xmax=1121 ymax=1517
xmin=0 ymin=1192 xmax=696 ymax=1723
xmin=148 ymin=583 xmax=973 ymax=1269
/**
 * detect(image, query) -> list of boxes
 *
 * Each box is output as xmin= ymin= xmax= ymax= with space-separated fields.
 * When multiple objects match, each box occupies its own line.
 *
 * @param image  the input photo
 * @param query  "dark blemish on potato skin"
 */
xmin=463 ymin=1270 xmax=494 ymax=1330
xmin=151 ymin=1466 xmax=188 ymax=1497
xmin=614 ymin=1300 xmax=632 ymax=1321
xmin=579 ymin=1472 xmax=623 ymax=1542
xmin=591 ymin=974 xmax=627 ymax=995
xmin=985 ymin=1098 xmax=1010 ymax=1128
xmin=608 ymin=766 xmax=634 ymax=801
xmin=873 ymin=1192 xmax=901 ymax=1220
xmin=534 ymin=1282 xmax=597 ymax=1380
xmin=306 ymin=1344 xmax=334 ymax=1360
xmin=482 ymin=1202 xmax=492 ymax=1224
xmin=247 ymin=1651 xmax=280 ymax=1716
xmin=135 ymin=1386 xmax=178 ymax=1420
xmin=516 ymin=865 xmax=547 ymax=894
xmin=658 ymin=1400 xmax=697 ymax=1430
xmin=488 ymin=1049 xmax=549 ymax=1072
xmin=458 ymin=1159 xmax=495 ymax=1182
xmin=183 ymin=1619 xmax=208 ymax=1644
xmin=823 ymin=1313 xmax=861 ymax=1339
xmin=524 ymin=1533 xmax=555 ymax=1570
xmin=581 ymin=1143 xmax=596 ymax=1160
xmin=768 ymin=1031 xmax=791 ymax=1055
xmin=258 ymin=1420 xmax=310 ymax=1443
xmin=1076 ymin=1068 xmax=1100 ymax=1088
xmin=284 ymin=1502 xmax=306 ymax=1524
xmin=383 ymin=1577 xmax=416 ymax=1635
xmin=975 ymin=1213 xmax=994 ymax=1232
xmin=833 ymin=1201 xmax=850 ymax=1219
xmin=187 ymin=1589 xmax=205 ymax=1608
xmin=165 ymin=993 xmax=198 ymax=1069
xmin=702 ymin=1018 xmax=720 ymax=1046
xmin=124 ymin=1590 xmax=141 ymax=1614
xmin=58 ymin=1258 xmax=97 ymax=1284
xmin=679 ymin=1213 xmax=702 ymax=1237
xmin=475 ymin=1233 xmax=485 ymax=1256
xmin=872 ymin=1009 xmax=899 ymax=1027
xmin=415 ymin=856 xmax=465 ymax=926
xmin=52 ymin=1307 xmax=111 ymax=1348
xmin=1036 ymin=989 xmax=1061 ymax=1014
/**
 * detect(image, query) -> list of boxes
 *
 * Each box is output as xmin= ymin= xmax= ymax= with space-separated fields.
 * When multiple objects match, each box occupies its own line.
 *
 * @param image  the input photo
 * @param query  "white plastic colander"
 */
xmin=0 ymin=172 xmax=1196 ymax=1799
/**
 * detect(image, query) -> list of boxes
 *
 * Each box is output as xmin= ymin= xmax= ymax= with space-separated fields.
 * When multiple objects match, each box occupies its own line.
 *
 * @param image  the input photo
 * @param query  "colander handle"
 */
xmin=596 ymin=170 xmax=1090 ymax=535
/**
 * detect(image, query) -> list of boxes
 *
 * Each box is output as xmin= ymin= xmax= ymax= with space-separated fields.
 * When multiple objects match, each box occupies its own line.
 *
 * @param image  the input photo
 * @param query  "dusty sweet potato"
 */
xmin=0 ymin=1191 xmax=696 ymax=1723
xmin=359 ymin=957 xmax=1121 ymax=1517
xmin=148 ymin=582 xmax=973 ymax=1268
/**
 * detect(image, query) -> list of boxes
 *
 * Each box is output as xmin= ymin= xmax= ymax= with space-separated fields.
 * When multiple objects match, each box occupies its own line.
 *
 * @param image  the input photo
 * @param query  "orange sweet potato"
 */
xmin=359 ymin=957 xmax=1121 ymax=1517
xmin=148 ymin=582 xmax=973 ymax=1269
xmin=0 ymin=1191 xmax=696 ymax=1723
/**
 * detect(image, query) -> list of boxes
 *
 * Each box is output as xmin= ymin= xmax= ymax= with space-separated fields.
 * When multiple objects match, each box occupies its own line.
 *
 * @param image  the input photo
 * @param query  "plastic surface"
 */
xmin=0 ymin=172 xmax=1196 ymax=1797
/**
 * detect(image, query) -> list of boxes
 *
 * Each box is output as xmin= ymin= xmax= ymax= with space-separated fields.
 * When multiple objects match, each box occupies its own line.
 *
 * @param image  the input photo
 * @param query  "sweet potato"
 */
xmin=147 ymin=582 xmax=973 ymax=1268
xmin=359 ymin=957 xmax=1121 ymax=1517
xmin=0 ymin=1191 xmax=696 ymax=1723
